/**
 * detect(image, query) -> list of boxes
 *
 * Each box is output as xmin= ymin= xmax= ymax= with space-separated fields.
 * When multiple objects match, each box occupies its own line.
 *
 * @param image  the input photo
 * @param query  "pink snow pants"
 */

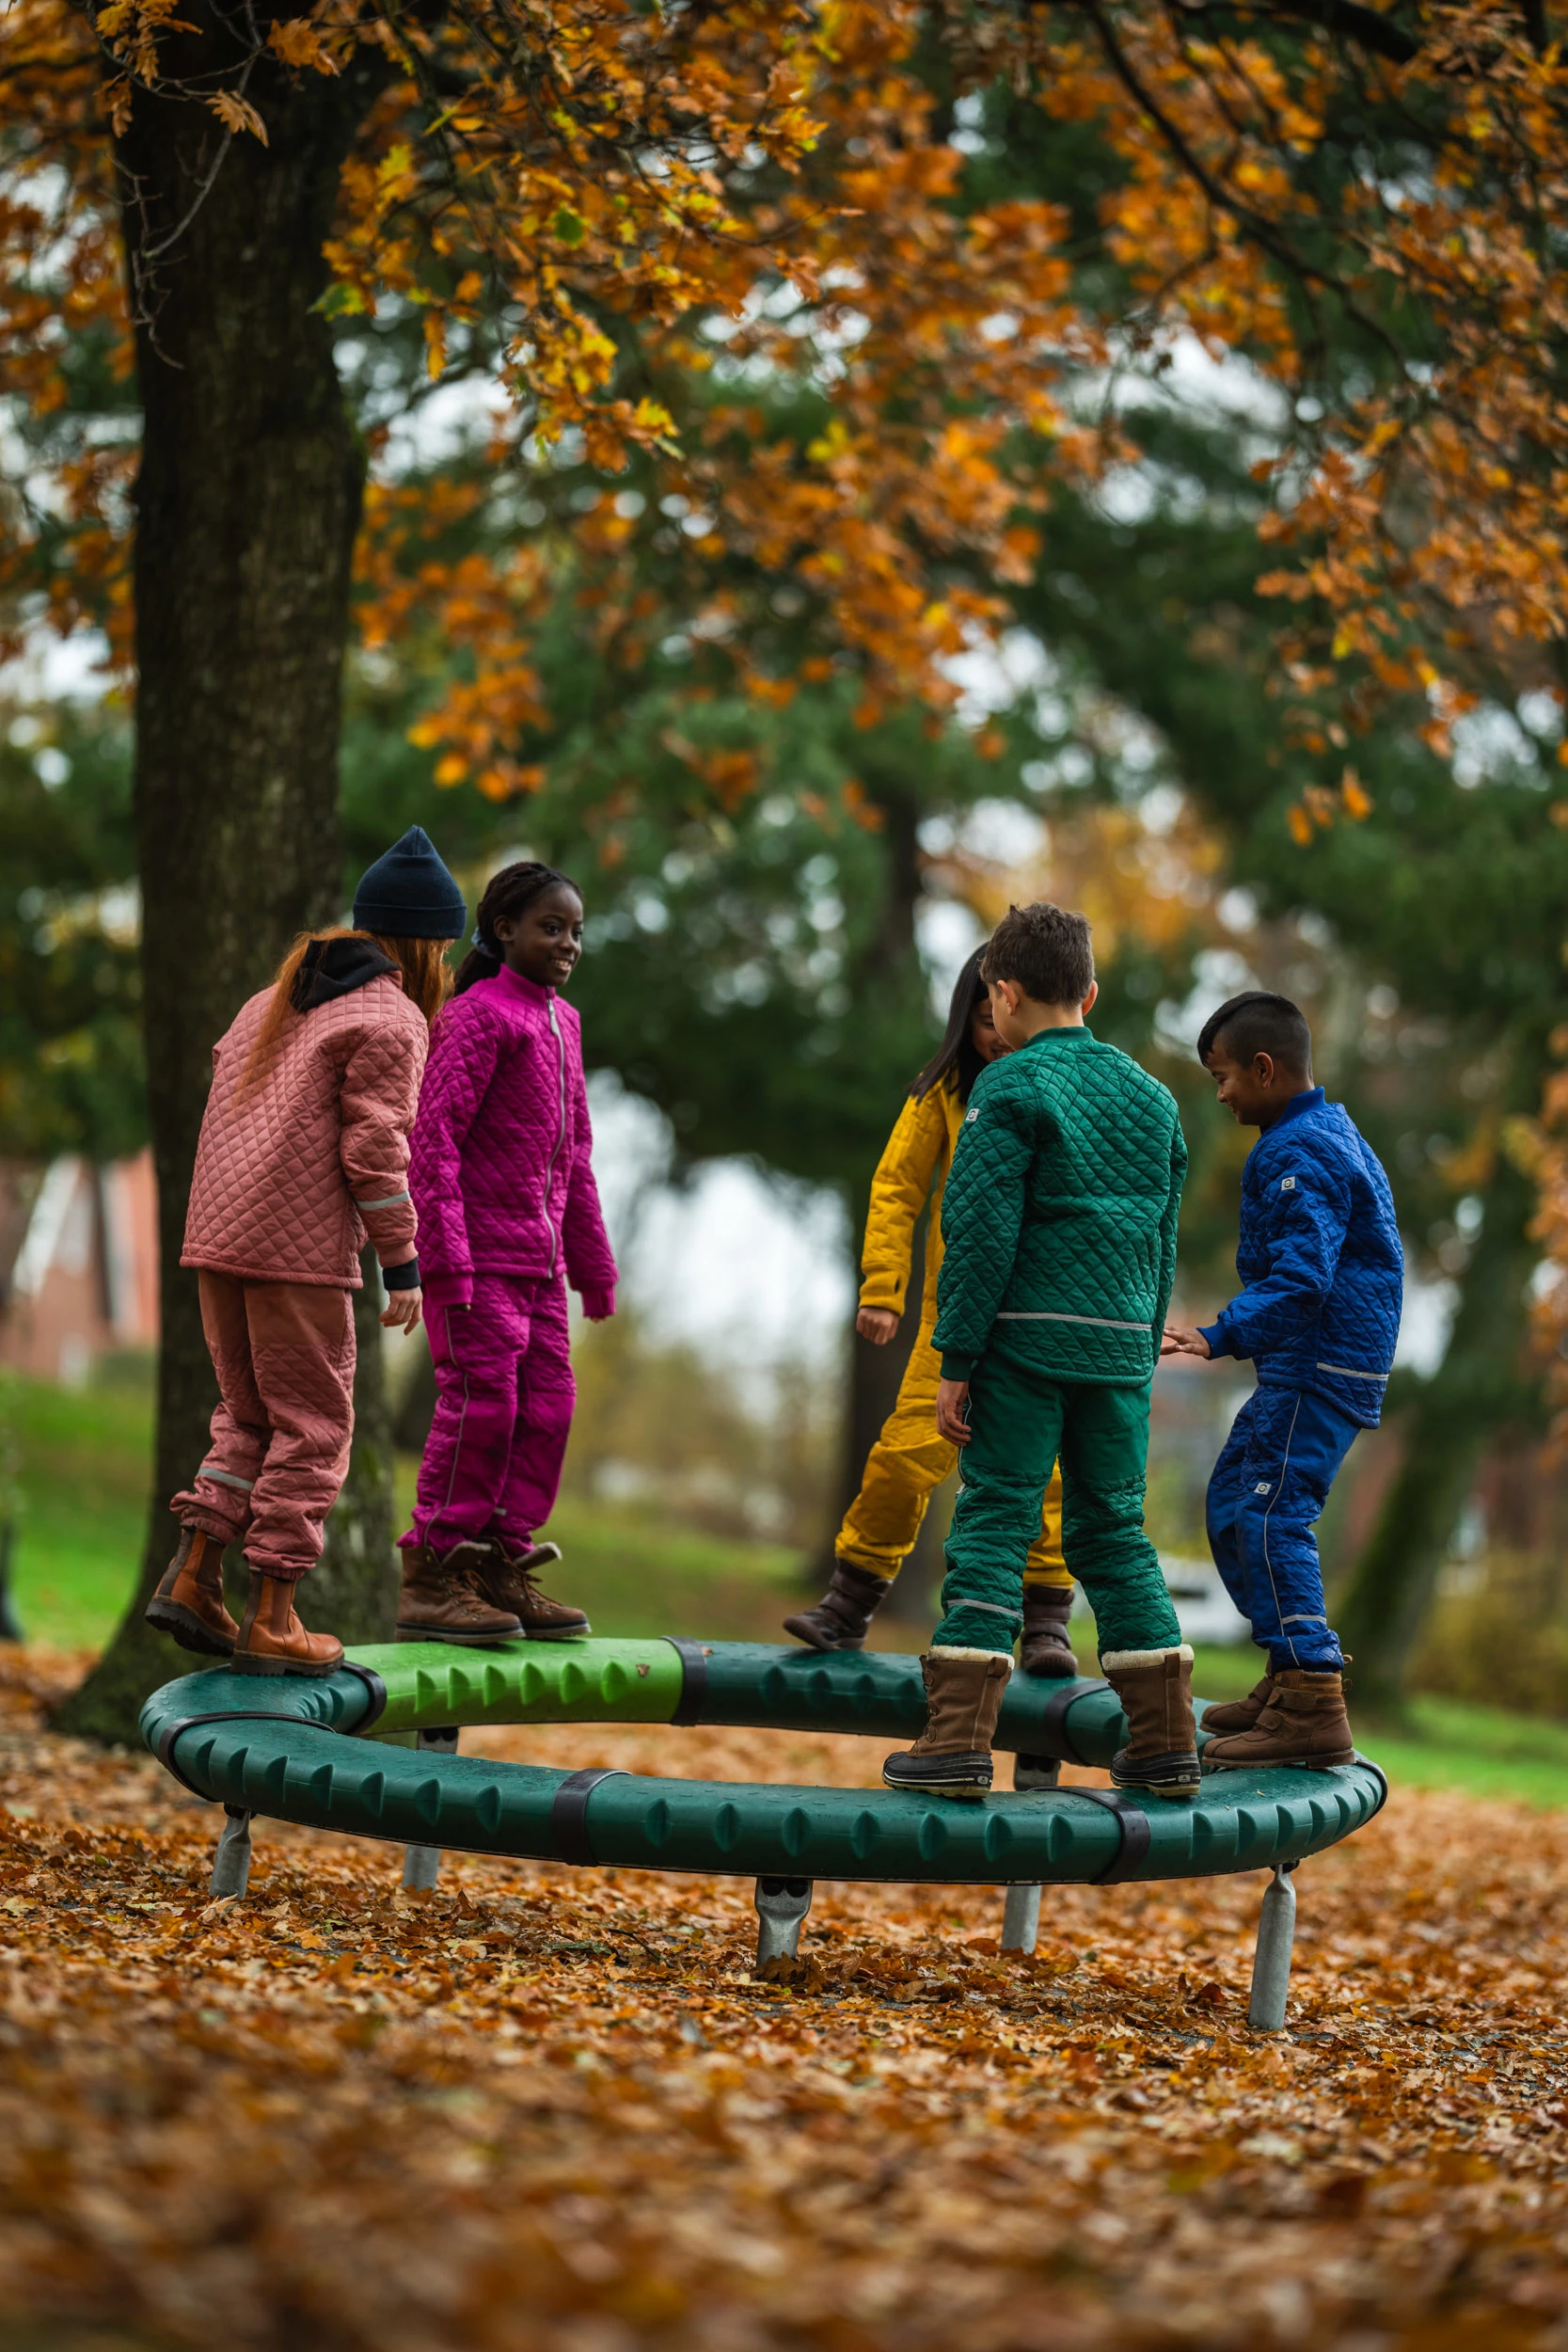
xmin=404 ymin=1274 xmax=574 ymax=1555
xmin=172 ymin=1273 xmax=356 ymax=1581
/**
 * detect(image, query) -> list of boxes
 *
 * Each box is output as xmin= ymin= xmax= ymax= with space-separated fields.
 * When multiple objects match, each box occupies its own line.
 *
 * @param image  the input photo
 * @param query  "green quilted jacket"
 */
xmin=933 ymin=1025 xmax=1188 ymax=1386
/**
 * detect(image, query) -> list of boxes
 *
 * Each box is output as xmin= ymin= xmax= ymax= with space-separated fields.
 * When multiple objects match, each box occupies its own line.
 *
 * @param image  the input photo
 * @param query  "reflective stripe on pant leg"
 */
xmin=494 ymin=1277 xmax=576 ymax=1543
xmin=935 ymin=1357 xmax=1064 ymax=1649
xmin=240 ymin=1281 xmax=356 ymax=1578
xmin=1058 ymin=1379 xmax=1180 ymax=1657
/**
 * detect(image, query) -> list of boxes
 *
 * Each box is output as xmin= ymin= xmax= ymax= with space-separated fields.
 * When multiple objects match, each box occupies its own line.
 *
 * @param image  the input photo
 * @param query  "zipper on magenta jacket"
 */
xmin=542 ymin=998 xmax=567 ymax=1278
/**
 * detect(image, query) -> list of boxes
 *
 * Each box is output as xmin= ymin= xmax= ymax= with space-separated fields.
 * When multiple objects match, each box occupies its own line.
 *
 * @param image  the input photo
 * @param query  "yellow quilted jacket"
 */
xmin=858 ymin=1077 xmax=963 ymax=1325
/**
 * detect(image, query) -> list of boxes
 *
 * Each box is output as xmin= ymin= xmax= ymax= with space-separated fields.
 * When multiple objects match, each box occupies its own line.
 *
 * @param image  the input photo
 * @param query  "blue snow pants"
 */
xmin=1205 ymin=1386 xmax=1358 ymax=1673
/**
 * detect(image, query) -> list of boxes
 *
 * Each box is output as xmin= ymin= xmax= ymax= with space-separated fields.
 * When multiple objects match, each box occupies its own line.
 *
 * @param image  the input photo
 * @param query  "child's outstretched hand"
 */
xmin=381 ymin=1286 xmax=424 ymax=1334
xmin=1162 ymin=1323 xmax=1212 ymax=1359
xmin=936 ymin=1377 xmax=972 ymax=1446
xmin=856 ymin=1307 xmax=900 ymax=1345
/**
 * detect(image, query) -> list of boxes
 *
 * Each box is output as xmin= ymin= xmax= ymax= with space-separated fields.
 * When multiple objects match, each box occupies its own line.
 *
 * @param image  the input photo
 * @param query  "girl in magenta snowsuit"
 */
xmin=396 ymin=861 xmax=617 ymax=1645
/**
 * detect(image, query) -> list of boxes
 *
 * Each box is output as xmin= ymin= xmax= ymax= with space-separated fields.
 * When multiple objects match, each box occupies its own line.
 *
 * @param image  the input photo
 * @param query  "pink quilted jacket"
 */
xmin=182 ymin=974 xmax=428 ymax=1288
xmin=408 ymin=967 xmax=617 ymax=1311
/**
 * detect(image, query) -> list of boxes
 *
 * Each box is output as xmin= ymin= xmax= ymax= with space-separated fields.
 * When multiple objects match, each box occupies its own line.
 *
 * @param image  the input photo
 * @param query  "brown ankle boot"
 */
xmin=145 ymin=1527 xmax=237 ymax=1658
xmin=478 ymin=1539 xmax=590 ymax=1639
xmin=232 ymin=1570 xmax=343 ymax=1678
xmin=783 ymin=1559 xmax=890 ymax=1651
xmin=1199 ymin=1673 xmax=1275 ymax=1737
xmin=1202 ymin=1669 xmax=1354 ymax=1772
xmin=1019 ymin=1583 xmax=1078 ymax=1677
xmin=396 ymin=1542 xmax=525 ymax=1646
xmin=1102 ymin=1645 xmax=1200 ymax=1800
xmin=881 ymin=1649 xmax=1012 ymax=1801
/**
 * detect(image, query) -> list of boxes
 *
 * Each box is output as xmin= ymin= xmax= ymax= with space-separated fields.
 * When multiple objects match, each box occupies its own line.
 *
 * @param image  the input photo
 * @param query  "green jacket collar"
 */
xmin=1017 ymin=1024 xmax=1096 ymax=1052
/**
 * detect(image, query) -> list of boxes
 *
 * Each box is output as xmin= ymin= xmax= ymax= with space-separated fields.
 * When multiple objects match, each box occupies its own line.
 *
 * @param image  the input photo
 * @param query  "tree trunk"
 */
xmin=1333 ymin=1149 xmax=1541 ymax=1716
xmin=55 ymin=41 xmax=388 ymax=1740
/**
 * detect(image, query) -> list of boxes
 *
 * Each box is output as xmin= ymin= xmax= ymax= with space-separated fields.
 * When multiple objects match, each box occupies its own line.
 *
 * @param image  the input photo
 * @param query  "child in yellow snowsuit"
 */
xmin=784 ymin=946 xmax=1075 ymax=1671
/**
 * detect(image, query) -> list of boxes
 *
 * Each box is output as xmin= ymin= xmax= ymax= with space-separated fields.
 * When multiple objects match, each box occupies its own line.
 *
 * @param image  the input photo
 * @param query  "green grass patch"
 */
xmin=2 ymin=1371 xmax=154 ymax=1649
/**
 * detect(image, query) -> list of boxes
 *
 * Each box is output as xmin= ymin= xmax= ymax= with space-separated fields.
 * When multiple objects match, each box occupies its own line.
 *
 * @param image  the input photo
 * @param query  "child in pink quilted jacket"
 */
xmin=145 ymin=828 xmax=467 ymax=1677
xmin=396 ymin=859 xmax=618 ymax=1645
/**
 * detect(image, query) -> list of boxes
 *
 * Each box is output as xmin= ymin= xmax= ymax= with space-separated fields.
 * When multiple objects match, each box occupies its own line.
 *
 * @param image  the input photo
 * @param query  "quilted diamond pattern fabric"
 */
xmin=407 ymin=967 xmax=617 ymax=1307
xmin=1198 ymin=1087 xmax=1402 ymax=1428
xmin=932 ymin=1025 xmax=1187 ymax=1384
xmin=182 ymin=975 xmax=428 ymax=1287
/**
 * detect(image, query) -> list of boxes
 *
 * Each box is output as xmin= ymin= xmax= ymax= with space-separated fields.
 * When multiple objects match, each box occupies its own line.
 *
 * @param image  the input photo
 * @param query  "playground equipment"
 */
xmin=142 ymin=1637 xmax=1386 ymax=2033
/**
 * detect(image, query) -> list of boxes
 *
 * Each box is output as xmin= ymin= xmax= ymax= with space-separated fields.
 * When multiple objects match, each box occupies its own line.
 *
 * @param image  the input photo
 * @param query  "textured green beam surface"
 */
xmin=139 ymin=1649 xmax=1386 ymax=1888
xmin=138 ymin=1700 xmax=1385 ymax=1884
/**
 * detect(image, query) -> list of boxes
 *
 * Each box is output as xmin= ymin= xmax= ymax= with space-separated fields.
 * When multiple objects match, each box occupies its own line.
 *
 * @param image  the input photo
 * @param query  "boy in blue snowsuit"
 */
xmin=1163 ymin=992 xmax=1402 ymax=1770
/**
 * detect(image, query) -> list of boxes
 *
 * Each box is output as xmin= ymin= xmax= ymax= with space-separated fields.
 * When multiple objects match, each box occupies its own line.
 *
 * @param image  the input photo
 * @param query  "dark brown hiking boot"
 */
xmin=478 ymin=1539 xmax=590 ymax=1639
xmin=784 ymin=1559 xmax=890 ymax=1651
xmin=145 ymin=1526 xmax=237 ymax=1659
xmin=232 ymin=1569 xmax=343 ymax=1678
xmin=881 ymin=1649 xmax=1012 ymax=1801
xmin=396 ymin=1542 xmax=525 ymax=1646
xmin=1199 ymin=1674 xmax=1274 ymax=1737
xmin=1102 ymin=1645 xmax=1200 ymax=1800
xmin=1019 ymin=1582 xmax=1077 ymax=1677
xmin=1202 ymin=1669 xmax=1354 ymax=1772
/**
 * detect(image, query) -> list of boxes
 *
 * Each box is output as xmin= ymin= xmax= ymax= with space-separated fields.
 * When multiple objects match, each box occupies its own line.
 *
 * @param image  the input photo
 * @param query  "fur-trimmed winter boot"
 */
xmin=1202 ymin=1669 xmax=1354 ymax=1772
xmin=881 ymin=1649 xmax=1012 ymax=1800
xmin=1019 ymin=1583 xmax=1077 ymax=1677
xmin=145 ymin=1526 xmax=238 ymax=1658
xmin=396 ymin=1542 xmax=525 ymax=1645
xmin=232 ymin=1569 xmax=343 ymax=1677
xmin=1198 ymin=1673 xmax=1274 ymax=1737
xmin=783 ymin=1559 xmax=891 ymax=1651
xmin=477 ymin=1539 xmax=591 ymax=1638
xmin=1102 ymin=1644 xmax=1200 ymax=1800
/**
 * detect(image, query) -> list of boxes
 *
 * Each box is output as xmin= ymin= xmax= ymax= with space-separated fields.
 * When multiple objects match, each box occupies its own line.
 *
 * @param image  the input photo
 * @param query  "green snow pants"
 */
xmin=934 ymin=1357 xmax=1181 ymax=1659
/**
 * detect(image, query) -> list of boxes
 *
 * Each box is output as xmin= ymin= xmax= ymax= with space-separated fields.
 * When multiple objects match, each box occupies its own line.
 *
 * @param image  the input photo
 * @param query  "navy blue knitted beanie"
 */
xmin=353 ymin=826 xmax=467 ymax=941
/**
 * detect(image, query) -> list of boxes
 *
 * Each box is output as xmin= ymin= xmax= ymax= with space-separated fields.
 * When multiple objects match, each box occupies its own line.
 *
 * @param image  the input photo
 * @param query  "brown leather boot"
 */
xmin=396 ymin=1542 xmax=525 ymax=1645
xmin=1019 ymin=1582 xmax=1078 ymax=1677
xmin=145 ymin=1527 xmax=237 ymax=1658
xmin=881 ymin=1649 xmax=1012 ymax=1800
xmin=478 ymin=1539 xmax=591 ymax=1639
xmin=1202 ymin=1669 xmax=1354 ymax=1772
xmin=232 ymin=1569 xmax=343 ymax=1678
xmin=1102 ymin=1645 xmax=1200 ymax=1800
xmin=1199 ymin=1673 xmax=1274 ymax=1737
xmin=783 ymin=1559 xmax=890 ymax=1651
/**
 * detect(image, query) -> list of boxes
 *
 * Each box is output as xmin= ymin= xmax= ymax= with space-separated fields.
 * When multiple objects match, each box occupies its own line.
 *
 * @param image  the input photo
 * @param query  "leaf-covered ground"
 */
xmin=2 ymin=1649 xmax=1567 ymax=2352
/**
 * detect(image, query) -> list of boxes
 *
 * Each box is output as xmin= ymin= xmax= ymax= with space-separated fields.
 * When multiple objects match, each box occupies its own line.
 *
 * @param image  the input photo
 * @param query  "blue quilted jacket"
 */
xmin=1197 ymin=1088 xmax=1402 ymax=1427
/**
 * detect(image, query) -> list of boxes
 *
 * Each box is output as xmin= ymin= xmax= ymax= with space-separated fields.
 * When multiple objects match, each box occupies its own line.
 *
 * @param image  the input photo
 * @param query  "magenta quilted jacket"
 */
xmin=408 ymin=967 xmax=618 ymax=1311
xmin=182 ymin=974 xmax=428 ymax=1288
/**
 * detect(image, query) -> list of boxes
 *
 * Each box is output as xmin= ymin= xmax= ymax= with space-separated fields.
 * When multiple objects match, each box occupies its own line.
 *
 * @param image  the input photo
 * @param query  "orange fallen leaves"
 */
xmin=2 ymin=1651 xmax=1567 ymax=2348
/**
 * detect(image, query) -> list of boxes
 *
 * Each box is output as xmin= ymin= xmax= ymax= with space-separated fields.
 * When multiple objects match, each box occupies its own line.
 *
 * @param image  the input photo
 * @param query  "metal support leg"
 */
xmin=1001 ymin=1883 xmax=1041 ymax=1954
xmin=210 ymin=1806 xmax=253 ymax=1899
xmin=1013 ymin=1754 xmax=1060 ymax=1793
xmin=753 ymin=1876 xmax=812 ymax=1968
xmin=1247 ymin=1863 xmax=1298 ymax=2032
xmin=401 ymin=1726 xmax=458 ymax=1891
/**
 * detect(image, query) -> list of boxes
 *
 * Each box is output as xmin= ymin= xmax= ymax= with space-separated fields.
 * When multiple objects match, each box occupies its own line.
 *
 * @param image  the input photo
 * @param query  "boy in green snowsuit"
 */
xmin=882 ymin=901 xmax=1199 ymax=1802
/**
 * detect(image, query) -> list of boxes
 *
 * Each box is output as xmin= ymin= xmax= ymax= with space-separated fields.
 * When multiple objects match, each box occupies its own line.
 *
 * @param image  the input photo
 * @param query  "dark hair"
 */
xmin=1196 ymin=990 xmax=1313 ymax=1075
xmin=911 ymin=945 xmax=991 ymax=1106
xmin=982 ymin=900 xmax=1094 ymax=1007
xmin=452 ymin=860 xmax=582 ymax=995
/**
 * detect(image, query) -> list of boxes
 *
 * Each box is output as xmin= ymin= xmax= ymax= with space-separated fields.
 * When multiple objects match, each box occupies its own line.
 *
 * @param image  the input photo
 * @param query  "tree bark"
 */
xmin=1333 ymin=1149 xmax=1541 ymax=1715
xmin=55 ymin=40 xmax=388 ymax=1740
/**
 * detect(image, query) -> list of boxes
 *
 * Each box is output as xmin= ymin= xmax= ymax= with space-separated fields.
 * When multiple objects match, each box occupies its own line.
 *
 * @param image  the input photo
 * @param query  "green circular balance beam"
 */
xmin=141 ymin=1638 xmax=1386 ymax=1887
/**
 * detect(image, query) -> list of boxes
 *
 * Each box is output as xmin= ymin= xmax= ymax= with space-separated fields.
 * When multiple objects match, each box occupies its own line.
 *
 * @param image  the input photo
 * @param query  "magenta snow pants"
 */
xmin=404 ymin=1274 xmax=575 ymax=1554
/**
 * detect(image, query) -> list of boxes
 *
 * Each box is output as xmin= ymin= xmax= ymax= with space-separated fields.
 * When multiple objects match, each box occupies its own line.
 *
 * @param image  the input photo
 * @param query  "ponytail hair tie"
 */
xmin=471 ymin=930 xmax=500 ymax=956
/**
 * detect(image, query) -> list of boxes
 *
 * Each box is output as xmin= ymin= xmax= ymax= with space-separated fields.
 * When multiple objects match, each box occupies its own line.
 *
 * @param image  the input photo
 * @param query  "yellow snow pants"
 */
xmin=835 ymin=1318 xmax=1069 ymax=1587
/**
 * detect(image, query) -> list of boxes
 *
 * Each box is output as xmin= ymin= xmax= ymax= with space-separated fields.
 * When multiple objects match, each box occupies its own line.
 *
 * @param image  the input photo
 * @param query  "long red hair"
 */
xmin=238 ymin=928 xmax=451 ymax=1095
